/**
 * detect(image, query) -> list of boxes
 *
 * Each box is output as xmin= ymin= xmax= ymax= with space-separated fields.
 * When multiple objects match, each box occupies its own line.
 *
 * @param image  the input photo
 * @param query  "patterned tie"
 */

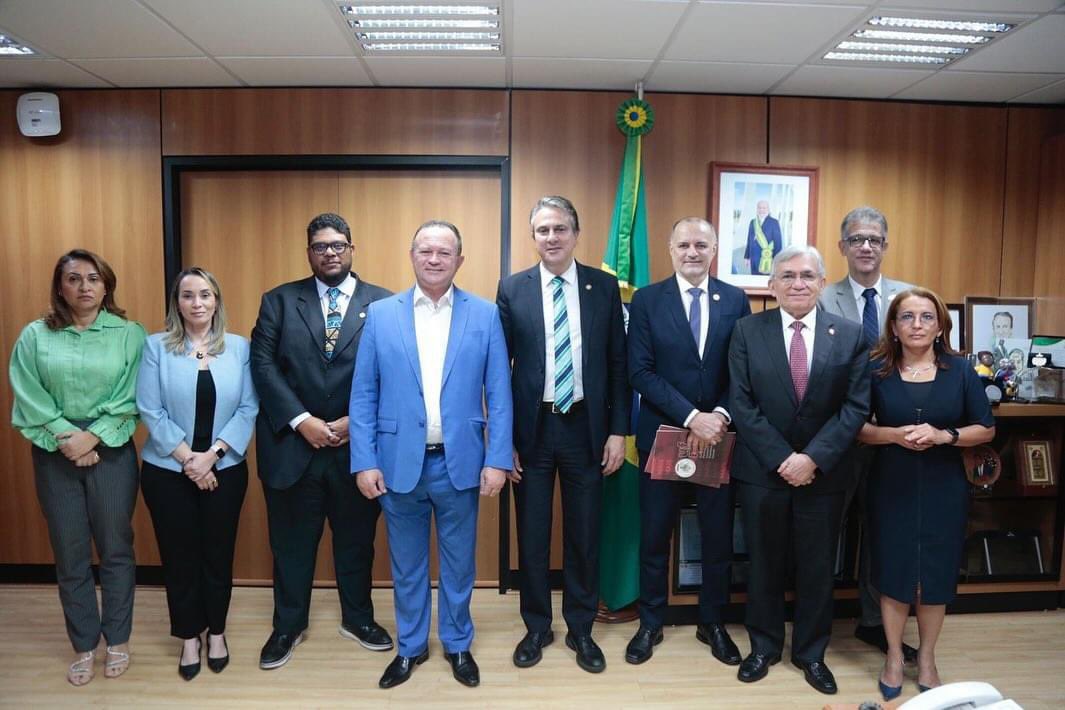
xmin=789 ymin=321 xmax=809 ymax=401
xmin=861 ymin=287 xmax=879 ymax=349
xmin=688 ymin=287 xmax=703 ymax=352
xmin=323 ymin=286 xmax=341 ymax=359
xmin=551 ymin=276 xmax=574 ymax=413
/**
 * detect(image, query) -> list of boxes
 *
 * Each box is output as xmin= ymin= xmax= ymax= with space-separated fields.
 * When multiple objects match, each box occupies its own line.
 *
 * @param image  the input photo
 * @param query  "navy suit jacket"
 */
xmin=496 ymin=262 xmax=630 ymax=463
xmin=628 ymin=275 xmax=751 ymax=454
xmin=744 ymin=216 xmax=783 ymax=275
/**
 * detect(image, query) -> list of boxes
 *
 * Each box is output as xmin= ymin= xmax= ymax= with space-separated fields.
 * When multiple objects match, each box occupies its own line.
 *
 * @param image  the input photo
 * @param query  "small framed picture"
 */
xmin=1015 ymin=438 xmax=1056 ymax=490
xmin=964 ymin=297 xmax=1034 ymax=364
xmin=708 ymin=162 xmax=819 ymax=294
xmin=947 ymin=303 xmax=965 ymax=352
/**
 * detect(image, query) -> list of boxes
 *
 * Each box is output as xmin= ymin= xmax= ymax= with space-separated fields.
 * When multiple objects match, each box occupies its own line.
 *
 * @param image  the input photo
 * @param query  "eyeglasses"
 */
xmin=842 ymin=234 xmax=886 ymax=249
xmin=309 ymin=241 xmax=351 ymax=256
xmin=896 ymin=312 xmax=938 ymax=325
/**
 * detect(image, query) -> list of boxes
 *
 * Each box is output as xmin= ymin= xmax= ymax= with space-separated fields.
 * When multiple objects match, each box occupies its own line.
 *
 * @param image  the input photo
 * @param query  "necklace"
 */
xmin=902 ymin=362 xmax=935 ymax=380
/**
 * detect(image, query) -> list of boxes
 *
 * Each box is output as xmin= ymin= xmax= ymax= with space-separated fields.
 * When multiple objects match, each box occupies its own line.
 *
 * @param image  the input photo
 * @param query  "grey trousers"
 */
xmin=32 ymin=440 xmax=139 ymax=652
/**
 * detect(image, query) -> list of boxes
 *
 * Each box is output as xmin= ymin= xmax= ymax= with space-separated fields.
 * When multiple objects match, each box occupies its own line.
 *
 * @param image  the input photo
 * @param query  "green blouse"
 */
xmin=9 ymin=309 xmax=147 ymax=451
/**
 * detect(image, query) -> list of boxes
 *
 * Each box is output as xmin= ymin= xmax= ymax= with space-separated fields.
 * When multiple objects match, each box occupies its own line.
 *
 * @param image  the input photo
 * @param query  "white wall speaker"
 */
xmin=17 ymin=92 xmax=61 ymax=137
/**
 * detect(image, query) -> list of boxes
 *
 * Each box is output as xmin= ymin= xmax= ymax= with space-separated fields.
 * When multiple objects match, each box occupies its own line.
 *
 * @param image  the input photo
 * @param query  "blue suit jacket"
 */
xmin=744 ymin=215 xmax=783 ymax=275
xmin=136 ymin=332 xmax=259 ymax=471
xmin=349 ymin=286 xmax=513 ymax=494
xmin=628 ymin=275 xmax=751 ymax=453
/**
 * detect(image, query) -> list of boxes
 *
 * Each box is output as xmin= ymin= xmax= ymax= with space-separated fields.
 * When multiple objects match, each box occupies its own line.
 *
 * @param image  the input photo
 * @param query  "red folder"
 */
xmin=646 ymin=425 xmax=735 ymax=487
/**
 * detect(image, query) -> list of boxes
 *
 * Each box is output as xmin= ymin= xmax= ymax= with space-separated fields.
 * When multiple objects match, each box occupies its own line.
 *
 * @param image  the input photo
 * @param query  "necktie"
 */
xmin=551 ymin=276 xmax=574 ymax=413
xmin=861 ymin=287 xmax=879 ymax=349
xmin=789 ymin=321 xmax=808 ymax=401
xmin=688 ymin=287 xmax=703 ymax=353
xmin=324 ymin=287 xmax=341 ymax=359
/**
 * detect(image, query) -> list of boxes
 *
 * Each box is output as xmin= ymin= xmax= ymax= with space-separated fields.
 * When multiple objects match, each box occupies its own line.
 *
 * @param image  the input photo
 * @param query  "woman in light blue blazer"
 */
xmin=136 ymin=267 xmax=258 ymax=681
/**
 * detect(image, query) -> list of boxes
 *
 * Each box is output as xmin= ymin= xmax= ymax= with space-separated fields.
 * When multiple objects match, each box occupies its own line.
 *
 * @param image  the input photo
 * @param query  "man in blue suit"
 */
xmin=625 ymin=217 xmax=751 ymax=666
xmin=744 ymin=200 xmax=783 ymax=276
xmin=349 ymin=220 xmax=513 ymax=690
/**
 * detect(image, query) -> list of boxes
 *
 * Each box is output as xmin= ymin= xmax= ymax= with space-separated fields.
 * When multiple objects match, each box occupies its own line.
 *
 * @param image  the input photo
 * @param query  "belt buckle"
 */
xmin=551 ymin=403 xmax=563 ymax=415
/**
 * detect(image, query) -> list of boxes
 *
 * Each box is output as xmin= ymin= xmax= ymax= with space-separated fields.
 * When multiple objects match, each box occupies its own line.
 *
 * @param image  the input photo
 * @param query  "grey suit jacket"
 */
xmin=819 ymin=276 xmax=915 ymax=328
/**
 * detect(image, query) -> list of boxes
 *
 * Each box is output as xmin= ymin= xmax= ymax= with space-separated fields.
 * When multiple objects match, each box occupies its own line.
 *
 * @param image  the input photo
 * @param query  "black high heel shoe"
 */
xmin=178 ymin=637 xmax=202 ymax=681
xmin=207 ymin=635 xmax=229 ymax=673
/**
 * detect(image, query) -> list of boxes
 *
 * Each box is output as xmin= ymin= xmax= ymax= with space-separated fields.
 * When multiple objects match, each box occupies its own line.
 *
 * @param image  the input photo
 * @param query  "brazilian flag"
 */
xmin=599 ymin=96 xmax=653 ymax=611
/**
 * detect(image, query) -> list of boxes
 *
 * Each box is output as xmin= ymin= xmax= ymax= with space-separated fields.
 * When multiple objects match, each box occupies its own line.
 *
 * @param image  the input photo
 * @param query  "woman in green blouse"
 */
xmin=9 ymin=249 xmax=146 ymax=687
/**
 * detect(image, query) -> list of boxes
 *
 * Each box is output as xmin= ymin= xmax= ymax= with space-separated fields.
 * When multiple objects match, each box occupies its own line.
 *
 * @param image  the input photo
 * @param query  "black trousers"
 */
xmin=141 ymin=461 xmax=248 ymax=639
xmin=263 ymin=449 xmax=381 ymax=634
xmin=638 ymin=450 xmax=734 ymax=629
xmin=736 ymin=480 xmax=845 ymax=663
xmin=514 ymin=404 xmax=602 ymax=636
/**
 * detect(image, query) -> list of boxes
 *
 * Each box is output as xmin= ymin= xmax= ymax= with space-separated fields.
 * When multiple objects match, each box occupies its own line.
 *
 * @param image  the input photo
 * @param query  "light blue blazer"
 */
xmin=136 ymin=332 xmax=259 ymax=472
xmin=349 ymin=286 xmax=513 ymax=494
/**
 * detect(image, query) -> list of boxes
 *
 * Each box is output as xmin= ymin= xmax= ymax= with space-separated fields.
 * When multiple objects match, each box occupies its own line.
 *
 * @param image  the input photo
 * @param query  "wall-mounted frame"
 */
xmin=964 ymin=297 xmax=1035 ymax=365
xmin=1015 ymin=438 xmax=1057 ymax=493
xmin=708 ymin=162 xmax=819 ymax=294
xmin=947 ymin=303 xmax=965 ymax=352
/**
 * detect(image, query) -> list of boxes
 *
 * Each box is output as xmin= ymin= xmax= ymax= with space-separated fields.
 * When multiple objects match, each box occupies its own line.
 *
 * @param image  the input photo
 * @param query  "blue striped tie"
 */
xmin=551 ymin=276 xmax=574 ymax=413
xmin=861 ymin=288 xmax=879 ymax=349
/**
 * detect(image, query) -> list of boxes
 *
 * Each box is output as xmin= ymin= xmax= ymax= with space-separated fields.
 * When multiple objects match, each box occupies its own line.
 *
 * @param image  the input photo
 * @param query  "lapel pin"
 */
xmin=585 ymin=284 xmax=592 ymax=290
xmin=828 ymin=326 xmax=836 ymax=336
xmin=712 ymin=293 xmax=721 ymax=301
xmin=359 ymin=312 xmax=366 ymax=319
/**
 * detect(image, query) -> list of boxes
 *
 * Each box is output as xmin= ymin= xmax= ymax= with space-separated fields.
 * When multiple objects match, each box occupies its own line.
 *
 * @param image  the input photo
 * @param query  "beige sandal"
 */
xmin=67 ymin=651 xmax=95 ymax=686
xmin=104 ymin=645 xmax=130 ymax=678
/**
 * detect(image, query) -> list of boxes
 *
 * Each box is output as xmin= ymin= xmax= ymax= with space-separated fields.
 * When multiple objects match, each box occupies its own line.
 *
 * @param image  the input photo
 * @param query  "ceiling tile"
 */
xmin=0 ymin=0 xmax=201 ymax=58
xmin=773 ymin=65 xmax=932 ymax=98
xmin=880 ymin=1 xmax=1061 ymax=12
xmin=142 ymin=0 xmax=353 ymax=57
xmin=71 ymin=58 xmax=240 ymax=87
xmin=895 ymin=70 xmax=1064 ymax=102
xmin=511 ymin=0 xmax=688 ymax=59
xmin=947 ymin=15 xmax=1065 ymax=72
xmin=219 ymin=57 xmax=372 ymax=86
xmin=513 ymin=58 xmax=652 ymax=90
xmin=1009 ymin=77 xmax=1065 ymax=103
xmin=666 ymin=2 xmax=867 ymax=63
xmin=363 ymin=57 xmax=505 ymax=87
xmin=647 ymin=60 xmax=793 ymax=93
xmin=0 ymin=58 xmax=111 ymax=88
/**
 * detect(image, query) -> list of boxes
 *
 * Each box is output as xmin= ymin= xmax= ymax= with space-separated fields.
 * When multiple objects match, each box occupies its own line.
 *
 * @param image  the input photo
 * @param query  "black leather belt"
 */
xmin=542 ymin=400 xmax=585 ymax=415
xmin=425 ymin=443 xmax=445 ymax=453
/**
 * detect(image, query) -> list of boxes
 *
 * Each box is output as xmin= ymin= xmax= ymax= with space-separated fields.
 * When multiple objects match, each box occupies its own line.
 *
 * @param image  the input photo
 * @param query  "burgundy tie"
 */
xmin=789 ymin=321 xmax=808 ymax=401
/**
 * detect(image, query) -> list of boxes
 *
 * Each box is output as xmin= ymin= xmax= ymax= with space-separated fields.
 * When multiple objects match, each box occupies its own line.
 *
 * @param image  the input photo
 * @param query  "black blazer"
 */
xmin=250 ymin=273 xmax=391 ymax=490
xmin=727 ymin=307 xmax=870 ymax=494
xmin=628 ymin=275 xmax=751 ymax=453
xmin=496 ymin=262 xmax=630 ymax=463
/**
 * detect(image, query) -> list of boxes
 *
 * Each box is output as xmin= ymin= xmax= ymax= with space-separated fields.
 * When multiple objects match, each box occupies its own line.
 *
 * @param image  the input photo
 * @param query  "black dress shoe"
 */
xmin=854 ymin=624 xmax=918 ymax=663
xmin=737 ymin=652 xmax=781 ymax=683
xmin=259 ymin=631 xmax=304 ymax=670
xmin=624 ymin=625 xmax=664 ymax=665
xmin=444 ymin=651 xmax=480 ymax=687
xmin=339 ymin=621 xmax=394 ymax=651
xmin=792 ymin=659 xmax=838 ymax=695
xmin=565 ymin=633 xmax=606 ymax=674
xmin=178 ymin=638 xmax=202 ymax=681
xmin=513 ymin=630 xmax=555 ymax=668
xmin=379 ymin=650 xmax=429 ymax=689
xmin=695 ymin=623 xmax=741 ymax=666
xmin=206 ymin=635 xmax=229 ymax=673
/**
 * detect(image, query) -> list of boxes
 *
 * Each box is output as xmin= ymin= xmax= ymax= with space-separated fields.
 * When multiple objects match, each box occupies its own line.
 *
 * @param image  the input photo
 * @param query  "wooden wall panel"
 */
xmin=162 ymin=88 xmax=509 ymax=157
xmin=0 ymin=90 xmax=164 ymax=565
xmin=769 ymin=98 xmax=1007 ymax=303
xmin=1033 ymin=134 xmax=1065 ymax=300
xmin=510 ymin=91 xmax=767 ymax=282
xmin=1000 ymin=108 xmax=1065 ymax=296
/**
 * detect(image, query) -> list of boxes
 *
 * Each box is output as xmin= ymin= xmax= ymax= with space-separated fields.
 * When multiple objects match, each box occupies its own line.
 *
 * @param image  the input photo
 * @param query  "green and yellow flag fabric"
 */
xmin=599 ymin=96 xmax=653 ymax=611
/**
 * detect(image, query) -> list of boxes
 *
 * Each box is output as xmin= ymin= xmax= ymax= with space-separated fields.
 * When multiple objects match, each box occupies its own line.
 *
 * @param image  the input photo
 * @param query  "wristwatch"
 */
xmin=945 ymin=427 xmax=960 ymax=446
xmin=214 ymin=446 xmax=226 ymax=460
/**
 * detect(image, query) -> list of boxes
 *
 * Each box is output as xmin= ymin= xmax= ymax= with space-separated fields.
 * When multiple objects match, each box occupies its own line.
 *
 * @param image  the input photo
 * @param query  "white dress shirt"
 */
xmin=289 ymin=274 xmax=358 ymax=430
xmin=848 ymin=274 xmax=882 ymax=326
xmin=675 ymin=273 xmax=731 ymax=427
xmin=540 ymin=261 xmax=584 ymax=404
xmin=414 ymin=284 xmax=453 ymax=445
xmin=780 ymin=307 xmax=817 ymax=372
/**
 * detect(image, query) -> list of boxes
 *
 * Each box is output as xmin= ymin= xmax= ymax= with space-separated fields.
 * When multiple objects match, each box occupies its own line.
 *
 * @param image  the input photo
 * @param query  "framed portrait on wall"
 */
xmin=1015 ymin=438 xmax=1056 ymax=492
xmin=947 ymin=303 xmax=965 ymax=352
xmin=964 ymin=297 xmax=1034 ymax=364
xmin=708 ymin=162 xmax=819 ymax=294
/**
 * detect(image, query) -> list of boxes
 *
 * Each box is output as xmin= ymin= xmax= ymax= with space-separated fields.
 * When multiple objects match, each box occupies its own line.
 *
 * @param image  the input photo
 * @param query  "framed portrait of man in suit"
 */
xmin=965 ymin=297 xmax=1034 ymax=364
xmin=708 ymin=162 xmax=819 ymax=294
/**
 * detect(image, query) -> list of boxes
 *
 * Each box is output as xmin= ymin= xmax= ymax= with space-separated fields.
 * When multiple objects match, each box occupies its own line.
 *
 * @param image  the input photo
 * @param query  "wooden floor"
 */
xmin=2 ymin=585 xmax=1063 ymax=709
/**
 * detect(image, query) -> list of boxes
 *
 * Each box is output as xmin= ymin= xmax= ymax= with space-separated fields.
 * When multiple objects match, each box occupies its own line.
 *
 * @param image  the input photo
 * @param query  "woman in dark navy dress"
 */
xmin=858 ymin=288 xmax=994 ymax=700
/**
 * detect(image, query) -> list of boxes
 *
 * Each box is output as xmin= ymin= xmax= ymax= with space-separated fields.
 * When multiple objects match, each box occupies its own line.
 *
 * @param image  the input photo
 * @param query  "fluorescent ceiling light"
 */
xmin=364 ymin=42 xmax=500 ymax=51
xmin=825 ymin=51 xmax=948 ymax=65
xmin=357 ymin=31 xmax=499 ymax=40
xmin=869 ymin=16 xmax=1013 ymax=33
xmin=836 ymin=41 xmax=968 ymax=56
xmin=346 ymin=5 xmax=498 ymax=15
xmin=350 ymin=18 xmax=498 ymax=28
xmin=853 ymin=29 xmax=990 ymax=44
xmin=0 ymin=34 xmax=35 ymax=55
